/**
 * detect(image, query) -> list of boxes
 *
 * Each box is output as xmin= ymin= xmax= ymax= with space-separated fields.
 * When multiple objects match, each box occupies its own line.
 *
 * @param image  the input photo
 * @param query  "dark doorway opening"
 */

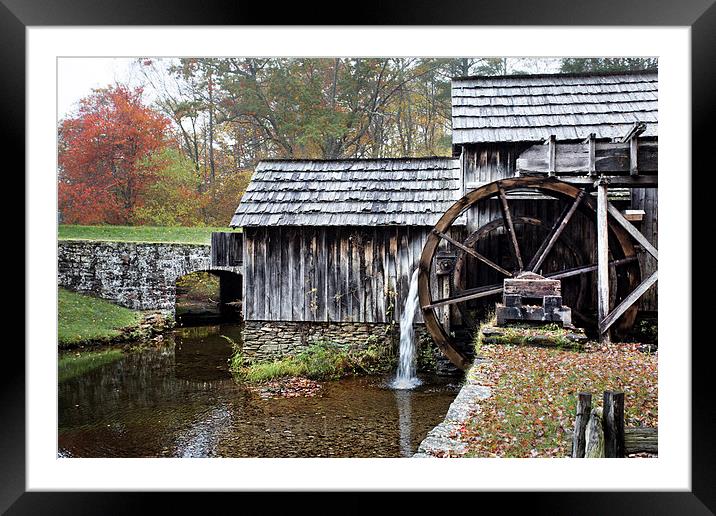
xmin=175 ymin=270 xmax=243 ymax=326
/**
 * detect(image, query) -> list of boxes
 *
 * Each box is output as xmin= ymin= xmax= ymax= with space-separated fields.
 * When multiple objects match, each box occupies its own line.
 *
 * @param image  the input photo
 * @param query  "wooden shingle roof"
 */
xmin=451 ymin=70 xmax=658 ymax=144
xmin=230 ymin=157 xmax=461 ymax=227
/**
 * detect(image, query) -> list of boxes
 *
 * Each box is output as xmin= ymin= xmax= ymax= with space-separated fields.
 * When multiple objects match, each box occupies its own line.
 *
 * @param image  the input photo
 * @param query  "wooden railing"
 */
xmin=515 ymin=124 xmax=657 ymax=188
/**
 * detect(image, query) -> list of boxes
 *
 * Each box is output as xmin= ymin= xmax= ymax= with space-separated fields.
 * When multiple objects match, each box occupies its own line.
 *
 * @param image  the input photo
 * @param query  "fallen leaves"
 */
xmin=459 ymin=343 xmax=658 ymax=458
xmin=249 ymin=377 xmax=323 ymax=399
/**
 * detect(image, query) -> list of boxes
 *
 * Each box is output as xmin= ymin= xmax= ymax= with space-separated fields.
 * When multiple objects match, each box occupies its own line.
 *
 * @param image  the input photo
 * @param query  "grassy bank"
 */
xmin=58 ymin=225 xmax=240 ymax=245
xmin=58 ymin=349 xmax=124 ymax=382
xmin=230 ymin=341 xmax=395 ymax=383
xmin=458 ymin=341 xmax=657 ymax=458
xmin=58 ymin=288 xmax=142 ymax=348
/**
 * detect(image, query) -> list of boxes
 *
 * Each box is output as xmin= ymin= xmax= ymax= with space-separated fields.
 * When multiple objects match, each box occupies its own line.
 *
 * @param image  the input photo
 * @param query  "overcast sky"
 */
xmin=57 ymin=58 xmax=146 ymax=119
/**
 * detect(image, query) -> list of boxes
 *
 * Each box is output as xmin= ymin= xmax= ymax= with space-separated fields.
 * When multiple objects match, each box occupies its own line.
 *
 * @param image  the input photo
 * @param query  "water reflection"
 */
xmin=58 ymin=323 xmax=459 ymax=458
xmin=394 ymin=390 xmax=413 ymax=457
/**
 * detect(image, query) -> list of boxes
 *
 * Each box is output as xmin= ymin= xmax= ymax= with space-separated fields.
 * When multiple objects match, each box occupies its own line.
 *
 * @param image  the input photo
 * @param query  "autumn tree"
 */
xmin=132 ymin=147 xmax=204 ymax=226
xmin=58 ymin=85 xmax=170 ymax=224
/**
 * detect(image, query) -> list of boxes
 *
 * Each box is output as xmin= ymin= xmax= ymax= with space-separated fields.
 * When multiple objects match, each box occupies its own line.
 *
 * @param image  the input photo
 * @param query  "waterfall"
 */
xmin=391 ymin=268 xmax=421 ymax=390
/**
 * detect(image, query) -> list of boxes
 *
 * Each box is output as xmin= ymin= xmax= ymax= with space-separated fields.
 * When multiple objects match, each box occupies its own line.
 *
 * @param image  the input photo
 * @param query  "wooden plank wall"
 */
xmin=243 ymin=226 xmax=451 ymax=323
xmin=211 ymin=232 xmax=244 ymax=267
xmin=630 ymin=188 xmax=658 ymax=311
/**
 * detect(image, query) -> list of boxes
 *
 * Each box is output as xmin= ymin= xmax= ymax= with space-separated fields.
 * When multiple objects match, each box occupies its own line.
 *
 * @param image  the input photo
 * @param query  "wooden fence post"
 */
xmin=584 ymin=407 xmax=604 ymax=458
xmin=603 ymin=391 xmax=625 ymax=457
xmin=572 ymin=392 xmax=592 ymax=458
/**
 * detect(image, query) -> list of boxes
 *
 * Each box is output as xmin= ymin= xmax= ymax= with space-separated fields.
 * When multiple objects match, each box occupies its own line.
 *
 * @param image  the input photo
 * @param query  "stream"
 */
xmin=58 ymin=323 xmax=460 ymax=458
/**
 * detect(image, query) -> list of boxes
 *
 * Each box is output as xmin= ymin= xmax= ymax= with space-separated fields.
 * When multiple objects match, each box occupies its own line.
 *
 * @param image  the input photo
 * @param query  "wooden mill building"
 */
xmin=449 ymin=70 xmax=657 ymax=314
xmin=229 ymin=69 xmax=658 ymax=361
xmin=230 ymin=157 xmax=464 ymax=358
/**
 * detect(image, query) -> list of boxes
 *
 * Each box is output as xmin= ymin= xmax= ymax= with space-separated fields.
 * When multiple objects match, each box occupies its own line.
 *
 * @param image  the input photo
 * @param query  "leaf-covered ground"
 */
xmin=457 ymin=342 xmax=657 ymax=458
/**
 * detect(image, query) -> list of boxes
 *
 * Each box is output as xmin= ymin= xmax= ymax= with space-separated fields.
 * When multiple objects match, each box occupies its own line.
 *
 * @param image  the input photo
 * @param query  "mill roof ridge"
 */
xmin=451 ymin=68 xmax=658 ymax=82
xmin=256 ymin=156 xmax=455 ymax=164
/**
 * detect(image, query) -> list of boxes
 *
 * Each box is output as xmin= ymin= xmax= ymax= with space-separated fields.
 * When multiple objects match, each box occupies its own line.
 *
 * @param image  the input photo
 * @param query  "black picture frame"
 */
xmin=6 ymin=0 xmax=714 ymax=512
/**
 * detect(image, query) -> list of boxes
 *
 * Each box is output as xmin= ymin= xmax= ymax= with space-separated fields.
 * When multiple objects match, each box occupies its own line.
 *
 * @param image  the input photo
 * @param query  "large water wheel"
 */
xmin=418 ymin=177 xmax=641 ymax=370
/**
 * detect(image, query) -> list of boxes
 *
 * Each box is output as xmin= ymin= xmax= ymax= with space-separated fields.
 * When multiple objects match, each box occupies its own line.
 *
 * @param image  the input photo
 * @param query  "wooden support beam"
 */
xmin=497 ymin=185 xmax=524 ymax=270
xmin=572 ymin=393 xmax=592 ymax=458
xmin=619 ymin=121 xmax=647 ymax=143
xmin=587 ymin=133 xmax=597 ymax=177
xmin=424 ymin=284 xmax=503 ymax=310
xmin=562 ymin=176 xmax=658 ymax=188
xmin=606 ymin=203 xmax=658 ymax=259
xmin=548 ymin=134 xmax=556 ymax=177
xmin=597 ymin=180 xmax=610 ymax=342
xmin=440 ymin=273 xmax=451 ymax=333
xmin=528 ymin=190 xmax=585 ymax=272
xmin=432 ymin=229 xmax=512 ymax=277
xmin=545 ymin=257 xmax=637 ymax=280
xmin=603 ymin=391 xmax=626 ymax=458
xmin=599 ymin=271 xmax=658 ymax=334
xmin=619 ymin=122 xmax=646 ymax=178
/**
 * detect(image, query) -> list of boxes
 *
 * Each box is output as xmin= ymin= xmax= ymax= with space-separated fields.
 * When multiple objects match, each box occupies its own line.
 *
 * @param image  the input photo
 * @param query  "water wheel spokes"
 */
xmin=418 ymin=177 xmax=641 ymax=370
xmin=526 ymin=189 xmax=586 ymax=272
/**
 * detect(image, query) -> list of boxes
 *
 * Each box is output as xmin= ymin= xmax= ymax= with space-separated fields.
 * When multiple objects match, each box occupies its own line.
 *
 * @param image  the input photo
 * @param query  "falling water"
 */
xmin=392 ymin=268 xmax=421 ymax=390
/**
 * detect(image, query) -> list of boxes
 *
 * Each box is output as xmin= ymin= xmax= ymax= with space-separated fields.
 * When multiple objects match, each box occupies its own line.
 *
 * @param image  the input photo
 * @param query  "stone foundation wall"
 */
xmin=242 ymin=320 xmax=398 ymax=359
xmin=58 ymin=240 xmax=240 ymax=312
xmin=242 ymin=320 xmax=461 ymax=375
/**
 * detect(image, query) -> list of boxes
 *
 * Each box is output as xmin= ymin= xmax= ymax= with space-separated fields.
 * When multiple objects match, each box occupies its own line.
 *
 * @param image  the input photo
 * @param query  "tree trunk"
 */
xmin=207 ymin=68 xmax=216 ymax=186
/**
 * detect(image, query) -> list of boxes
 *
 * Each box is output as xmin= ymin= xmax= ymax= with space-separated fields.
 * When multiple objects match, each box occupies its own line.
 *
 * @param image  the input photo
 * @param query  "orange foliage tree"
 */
xmin=58 ymin=85 xmax=170 ymax=224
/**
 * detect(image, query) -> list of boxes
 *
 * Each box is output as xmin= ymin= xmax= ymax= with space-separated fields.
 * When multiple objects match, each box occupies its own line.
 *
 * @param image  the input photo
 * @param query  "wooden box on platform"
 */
xmin=495 ymin=272 xmax=573 ymax=327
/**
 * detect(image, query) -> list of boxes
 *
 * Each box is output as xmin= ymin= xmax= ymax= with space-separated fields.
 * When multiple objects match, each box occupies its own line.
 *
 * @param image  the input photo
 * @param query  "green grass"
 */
xmin=58 ymin=288 xmax=142 ymax=348
xmin=230 ymin=340 xmax=395 ymax=383
xmin=58 ymin=225 xmax=241 ymax=245
xmin=58 ymin=349 xmax=124 ymax=383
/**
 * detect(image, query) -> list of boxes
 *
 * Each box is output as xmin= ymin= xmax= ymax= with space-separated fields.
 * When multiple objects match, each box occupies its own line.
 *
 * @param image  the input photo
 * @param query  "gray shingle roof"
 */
xmin=452 ymin=70 xmax=658 ymax=144
xmin=230 ymin=158 xmax=461 ymax=227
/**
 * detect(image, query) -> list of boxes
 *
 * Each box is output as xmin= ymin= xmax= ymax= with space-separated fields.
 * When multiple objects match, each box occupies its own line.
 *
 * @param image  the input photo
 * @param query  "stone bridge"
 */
xmin=57 ymin=233 xmax=243 ymax=314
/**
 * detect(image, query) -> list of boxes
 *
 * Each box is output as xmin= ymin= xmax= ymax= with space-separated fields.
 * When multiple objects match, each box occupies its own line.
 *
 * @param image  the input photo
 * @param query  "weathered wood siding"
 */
xmin=243 ymin=226 xmax=456 ymax=323
xmin=211 ymin=232 xmax=244 ymax=267
xmin=630 ymin=188 xmax=658 ymax=311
